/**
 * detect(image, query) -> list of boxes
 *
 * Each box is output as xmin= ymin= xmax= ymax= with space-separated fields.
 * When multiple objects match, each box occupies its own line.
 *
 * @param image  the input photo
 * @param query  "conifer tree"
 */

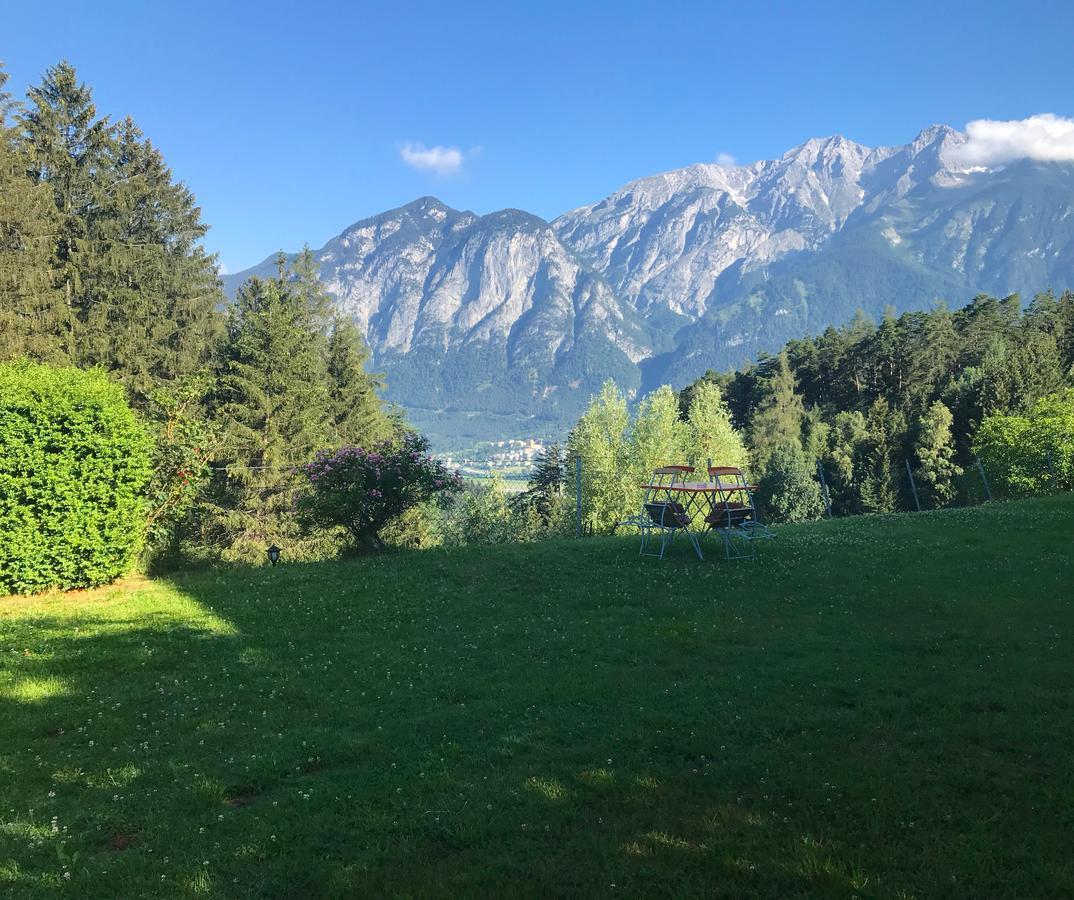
xmin=17 ymin=62 xmax=221 ymax=396
xmin=1057 ymin=290 xmax=1074 ymax=374
xmin=857 ymin=398 xmax=904 ymax=513
xmin=748 ymin=350 xmax=805 ymax=473
xmin=288 ymin=246 xmax=333 ymax=330
xmin=325 ymin=318 xmax=390 ymax=445
xmin=838 ymin=309 xmax=877 ymax=401
xmin=286 ymin=244 xmax=390 ymax=446
xmin=0 ymin=62 xmax=13 ymax=121
xmin=823 ymin=410 xmax=869 ymax=516
xmin=207 ymin=263 xmax=334 ymax=558
xmin=919 ymin=302 xmax=959 ymax=394
xmin=0 ymin=64 xmax=66 ymax=363
xmin=18 ymin=61 xmax=111 ymax=359
xmin=513 ymin=442 xmax=567 ymax=525
xmin=913 ymin=400 xmax=962 ymax=508
xmin=78 ymin=117 xmax=222 ymax=397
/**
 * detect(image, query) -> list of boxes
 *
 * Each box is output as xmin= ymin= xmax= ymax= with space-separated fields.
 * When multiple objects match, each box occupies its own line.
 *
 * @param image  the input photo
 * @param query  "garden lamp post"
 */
xmin=266 ymin=544 xmax=282 ymax=567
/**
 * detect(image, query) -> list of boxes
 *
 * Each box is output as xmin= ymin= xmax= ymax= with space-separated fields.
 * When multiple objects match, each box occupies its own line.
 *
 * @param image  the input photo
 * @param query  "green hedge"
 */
xmin=0 ymin=362 xmax=152 ymax=595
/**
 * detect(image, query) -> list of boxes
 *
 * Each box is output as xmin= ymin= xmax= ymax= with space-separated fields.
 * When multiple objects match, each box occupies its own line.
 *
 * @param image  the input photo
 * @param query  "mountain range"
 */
xmin=224 ymin=125 xmax=1074 ymax=445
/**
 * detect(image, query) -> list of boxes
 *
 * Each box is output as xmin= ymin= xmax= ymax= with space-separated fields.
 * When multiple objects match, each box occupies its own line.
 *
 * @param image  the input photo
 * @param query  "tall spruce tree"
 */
xmin=0 ymin=62 xmax=12 ymax=120
xmin=512 ymin=442 xmax=568 ymax=525
xmin=1057 ymin=291 xmax=1074 ymax=374
xmin=18 ymin=61 xmax=111 ymax=360
xmin=748 ymin=350 xmax=806 ymax=473
xmin=823 ymin=410 xmax=869 ymax=516
xmin=289 ymin=244 xmax=390 ymax=445
xmin=0 ymin=64 xmax=66 ymax=363
xmin=325 ymin=317 xmax=390 ymax=445
xmin=919 ymin=302 xmax=959 ymax=395
xmin=913 ymin=400 xmax=962 ymax=508
xmin=79 ymin=117 xmax=222 ymax=397
xmin=208 ymin=261 xmax=334 ymax=558
xmin=857 ymin=398 xmax=904 ymax=514
xmin=17 ymin=62 xmax=221 ymax=397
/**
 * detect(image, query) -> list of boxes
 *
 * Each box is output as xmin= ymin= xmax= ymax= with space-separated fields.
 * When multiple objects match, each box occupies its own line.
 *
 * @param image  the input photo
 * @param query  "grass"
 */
xmin=1 ymin=495 xmax=1073 ymax=898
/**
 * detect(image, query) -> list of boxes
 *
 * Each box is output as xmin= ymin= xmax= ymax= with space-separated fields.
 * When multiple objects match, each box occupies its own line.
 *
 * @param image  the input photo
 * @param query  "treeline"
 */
xmin=682 ymin=293 xmax=1074 ymax=516
xmin=553 ymin=292 xmax=1074 ymax=534
xmin=1 ymin=60 xmax=393 ymax=566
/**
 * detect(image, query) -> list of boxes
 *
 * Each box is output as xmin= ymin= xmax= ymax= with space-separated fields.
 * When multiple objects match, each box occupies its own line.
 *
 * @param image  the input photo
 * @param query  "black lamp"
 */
xmin=266 ymin=545 xmax=282 ymax=567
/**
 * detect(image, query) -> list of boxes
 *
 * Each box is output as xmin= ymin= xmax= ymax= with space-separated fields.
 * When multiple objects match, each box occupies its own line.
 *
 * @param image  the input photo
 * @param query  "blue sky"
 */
xmin=5 ymin=0 xmax=1073 ymax=272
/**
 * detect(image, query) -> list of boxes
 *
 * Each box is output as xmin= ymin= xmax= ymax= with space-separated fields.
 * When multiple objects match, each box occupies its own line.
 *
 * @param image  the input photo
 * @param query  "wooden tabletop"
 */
xmin=641 ymin=482 xmax=756 ymax=493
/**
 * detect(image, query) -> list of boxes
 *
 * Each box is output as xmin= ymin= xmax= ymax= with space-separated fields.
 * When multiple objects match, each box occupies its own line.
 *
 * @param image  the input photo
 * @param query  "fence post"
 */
xmin=816 ymin=460 xmax=833 ymax=518
xmin=574 ymin=455 xmax=582 ymax=537
xmin=975 ymin=457 xmax=993 ymax=502
xmin=905 ymin=459 xmax=921 ymax=512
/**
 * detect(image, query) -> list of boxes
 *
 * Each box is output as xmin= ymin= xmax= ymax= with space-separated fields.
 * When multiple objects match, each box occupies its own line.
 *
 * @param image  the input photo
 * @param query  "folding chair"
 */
xmin=618 ymin=465 xmax=690 ymax=532
xmin=703 ymin=466 xmax=773 ymax=560
xmin=639 ymin=500 xmax=704 ymax=560
xmin=634 ymin=466 xmax=699 ymax=559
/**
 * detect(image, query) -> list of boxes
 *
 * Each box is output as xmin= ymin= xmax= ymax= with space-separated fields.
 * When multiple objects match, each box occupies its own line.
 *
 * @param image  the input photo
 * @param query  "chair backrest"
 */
xmin=653 ymin=465 xmax=692 ymax=485
xmin=708 ymin=466 xmax=744 ymax=481
xmin=708 ymin=466 xmax=750 ymax=491
xmin=707 ymin=466 xmax=756 ymax=518
xmin=645 ymin=465 xmax=694 ymax=498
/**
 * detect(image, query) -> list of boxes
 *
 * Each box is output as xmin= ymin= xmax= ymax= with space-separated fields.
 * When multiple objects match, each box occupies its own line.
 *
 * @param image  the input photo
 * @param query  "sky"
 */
xmin=5 ymin=0 xmax=1074 ymax=273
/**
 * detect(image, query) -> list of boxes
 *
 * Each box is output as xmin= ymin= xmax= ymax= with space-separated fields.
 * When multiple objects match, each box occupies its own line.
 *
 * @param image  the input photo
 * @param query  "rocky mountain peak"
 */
xmin=224 ymin=123 xmax=1074 ymax=442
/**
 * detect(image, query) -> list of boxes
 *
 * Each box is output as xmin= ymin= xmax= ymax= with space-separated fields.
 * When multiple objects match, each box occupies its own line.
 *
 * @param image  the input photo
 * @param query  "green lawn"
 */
xmin=2 ymin=496 xmax=1073 ymax=898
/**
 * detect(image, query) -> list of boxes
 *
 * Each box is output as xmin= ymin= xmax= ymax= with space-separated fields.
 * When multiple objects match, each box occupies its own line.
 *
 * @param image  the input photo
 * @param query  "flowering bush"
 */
xmin=297 ymin=433 xmax=462 ymax=551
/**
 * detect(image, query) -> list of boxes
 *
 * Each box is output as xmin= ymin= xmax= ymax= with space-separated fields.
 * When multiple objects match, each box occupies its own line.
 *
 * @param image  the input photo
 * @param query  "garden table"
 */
xmin=638 ymin=480 xmax=758 ymax=520
xmin=629 ymin=466 xmax=765 ymax=561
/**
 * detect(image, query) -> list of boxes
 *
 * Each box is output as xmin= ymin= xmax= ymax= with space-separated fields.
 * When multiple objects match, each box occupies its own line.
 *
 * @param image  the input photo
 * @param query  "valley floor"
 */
xmin=1 ymin=496 xmax=1072 ymax=898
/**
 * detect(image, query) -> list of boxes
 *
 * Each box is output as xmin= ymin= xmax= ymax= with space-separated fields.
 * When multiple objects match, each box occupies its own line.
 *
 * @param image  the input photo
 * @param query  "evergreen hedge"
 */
xmin=0 ymin=362 xmax=152 ymax=595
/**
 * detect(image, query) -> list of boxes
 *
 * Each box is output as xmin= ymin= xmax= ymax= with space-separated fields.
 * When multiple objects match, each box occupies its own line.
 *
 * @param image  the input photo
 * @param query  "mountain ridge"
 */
xmin=224 ymin=124 xmax=1074 ymax=443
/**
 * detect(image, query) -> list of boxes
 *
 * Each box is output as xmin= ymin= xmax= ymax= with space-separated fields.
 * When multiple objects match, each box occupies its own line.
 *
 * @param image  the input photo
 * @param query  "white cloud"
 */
xmin=399 ymin=141 xmax=466 ymax=176
xmin=216 ymin=260 xmax=229 ymax=276
xmin=715 ymin=151 xmax=737 ymax=167
xmin=946 ymin=113 xmax=1074 ymax=168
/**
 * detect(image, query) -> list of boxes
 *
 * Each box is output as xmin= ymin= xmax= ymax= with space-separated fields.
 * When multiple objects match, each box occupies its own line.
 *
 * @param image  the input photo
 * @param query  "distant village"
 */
xmin=436 ymin=438 xmax=547 ymax=481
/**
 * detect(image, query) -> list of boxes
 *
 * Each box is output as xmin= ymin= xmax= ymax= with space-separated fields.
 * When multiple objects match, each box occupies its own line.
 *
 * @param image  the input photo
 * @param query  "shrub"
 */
xmin=141 ymin=376 xmax=218 ymax=570
xmin=443 ymin=477 xmax=545 ymax=546
xmin=973 ymin=388 xmax=1074 ymax=495
xmin=0 ymin=362 xmax=152 ymax=594
xmin=296 ymin=432 xmax=462 ymax=552
xmin=755 ymin=444 xmax=824 ymax=524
